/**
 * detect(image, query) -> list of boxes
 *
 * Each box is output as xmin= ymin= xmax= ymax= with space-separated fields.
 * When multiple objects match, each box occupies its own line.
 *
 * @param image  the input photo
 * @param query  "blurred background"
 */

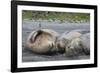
xmin=22 ymin=10 xmax=90 ymax=23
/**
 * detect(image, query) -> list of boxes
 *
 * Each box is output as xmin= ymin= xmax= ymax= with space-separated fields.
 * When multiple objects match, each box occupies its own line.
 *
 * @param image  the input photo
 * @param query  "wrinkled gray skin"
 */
xmin=65 ymin=38 xmax=83 ymax=56
xmin=56 ymin=30 xmax=82 ymax=54
xmin=65 ymin=33 xmax=90 ymax=56
xmin=26 ymin=29 xmax=59 ymax=54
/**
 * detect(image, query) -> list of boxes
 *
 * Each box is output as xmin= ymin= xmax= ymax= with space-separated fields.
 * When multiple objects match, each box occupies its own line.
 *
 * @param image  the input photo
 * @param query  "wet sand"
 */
xmin=22 ymin=20 xmax=90 ymax=62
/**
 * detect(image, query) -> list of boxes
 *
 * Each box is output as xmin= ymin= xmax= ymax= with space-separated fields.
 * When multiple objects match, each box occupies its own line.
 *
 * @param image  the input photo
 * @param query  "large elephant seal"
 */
xmin=65 ymin=33 xmax=90 ymax=56
xmin=56 ymin=30 xmax=82 ymax=53
xmin=26 ymin=29 xmax=59 ymax=54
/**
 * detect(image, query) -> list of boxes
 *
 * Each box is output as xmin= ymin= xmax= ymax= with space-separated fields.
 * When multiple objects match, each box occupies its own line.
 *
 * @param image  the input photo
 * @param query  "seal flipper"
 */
xmin=30 ymin=30 xmax=42 ymax=43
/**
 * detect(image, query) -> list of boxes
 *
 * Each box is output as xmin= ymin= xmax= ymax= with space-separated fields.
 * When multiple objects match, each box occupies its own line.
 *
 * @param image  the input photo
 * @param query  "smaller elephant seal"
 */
xmin=56 ymin=30 xmax=82 ymax=53
xmin=25 ymin=29 xmax=59 ymax=54
xmin=65 ymin=33 xmax=90 ymax=56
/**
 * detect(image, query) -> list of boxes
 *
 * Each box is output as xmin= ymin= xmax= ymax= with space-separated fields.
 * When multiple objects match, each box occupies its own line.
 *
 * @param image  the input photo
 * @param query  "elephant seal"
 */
xmin=26 ymin=29 xmax=59 ymax=54
xmin=65 ymin=33 xmax=90 ymax=56
xmin=56 ymin=30 xmax=82 ymax=53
